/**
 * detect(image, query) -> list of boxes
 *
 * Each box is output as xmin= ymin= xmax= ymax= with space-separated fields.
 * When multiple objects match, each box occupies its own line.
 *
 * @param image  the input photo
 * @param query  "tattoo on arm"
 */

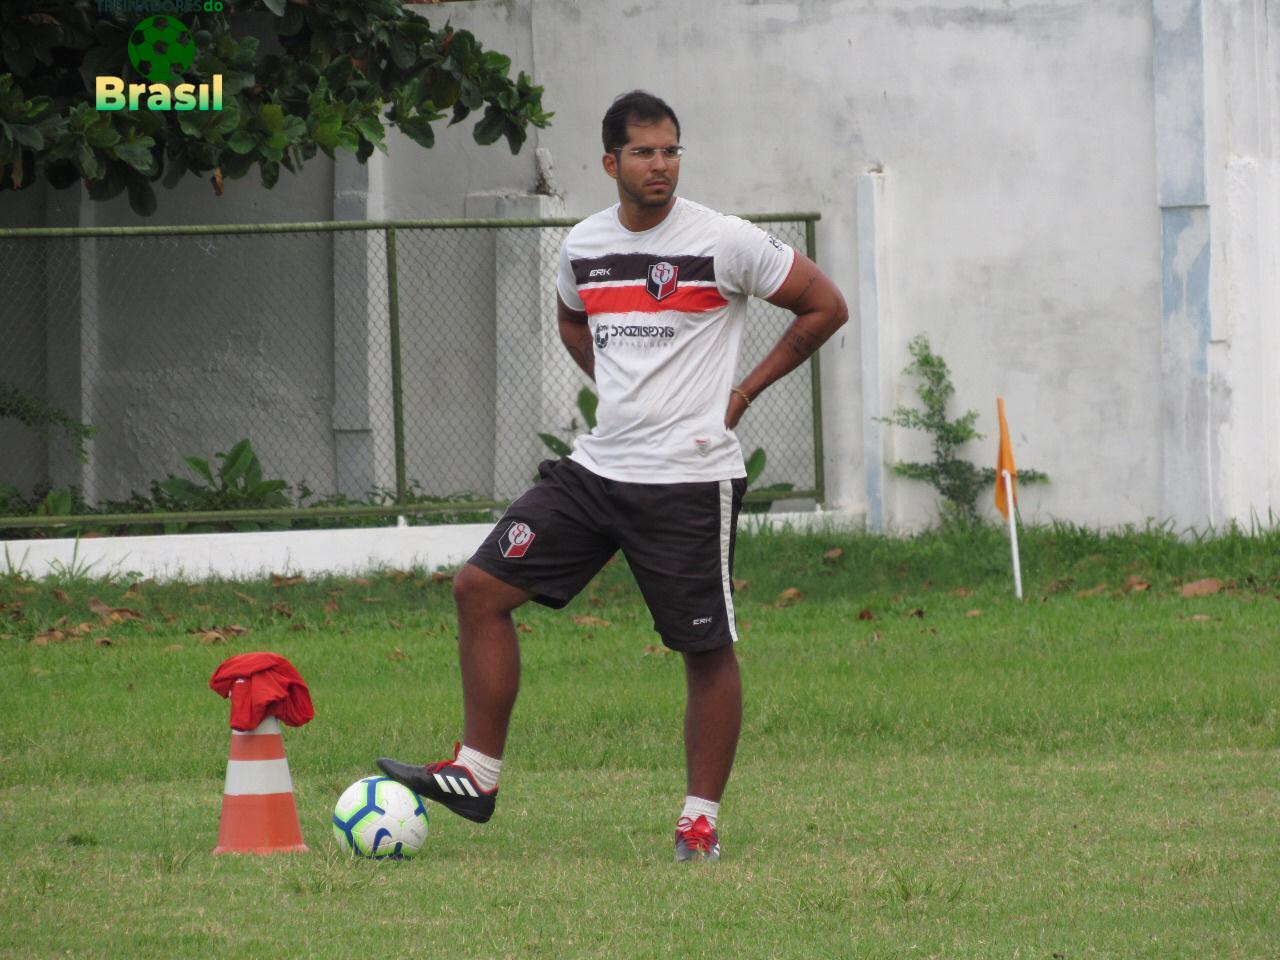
xmin=783 ymin=327 xmax=821 ymax=360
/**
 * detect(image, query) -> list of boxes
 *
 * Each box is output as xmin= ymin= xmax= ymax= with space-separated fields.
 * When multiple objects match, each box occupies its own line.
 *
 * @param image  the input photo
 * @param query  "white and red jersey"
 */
xmin=556 ymin=197 xmax=795 ymax=483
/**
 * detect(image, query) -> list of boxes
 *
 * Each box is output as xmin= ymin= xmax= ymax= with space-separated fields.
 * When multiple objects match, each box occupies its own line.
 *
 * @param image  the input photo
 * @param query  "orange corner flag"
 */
xmin=995 ymin=397 xmax=1018 ymax=520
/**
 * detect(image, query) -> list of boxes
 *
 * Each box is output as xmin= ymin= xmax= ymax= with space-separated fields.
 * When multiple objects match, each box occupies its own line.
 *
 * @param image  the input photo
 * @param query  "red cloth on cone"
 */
xmin=209 ymin=652 xmax=314 ymax=731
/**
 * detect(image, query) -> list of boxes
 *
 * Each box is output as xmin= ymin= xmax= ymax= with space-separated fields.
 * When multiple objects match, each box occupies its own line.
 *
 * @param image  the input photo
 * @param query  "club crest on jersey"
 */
xmin=646 ymin=261 xmax=679 ymax=301
xmin=500 ymin=521 xmax=536 ymax=558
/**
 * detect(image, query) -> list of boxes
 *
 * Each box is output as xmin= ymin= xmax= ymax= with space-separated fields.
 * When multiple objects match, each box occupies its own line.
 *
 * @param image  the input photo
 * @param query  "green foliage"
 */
xmin=293 ymin=480 xmax=494 ymax=528
xmin=152 ymin=437 xmax=288 ymax=531
xmin=0 ymin=1 xmax=552 ymax=215
xmin=741 ymin=446 xmax=794 ymax=513
xmin=0 ymin=382 xmax=96 ymax=462
xmin=537 ymin=386 xmax=598 ymax=459
xmin=879 ymin=334 xmax=1047 ymax=526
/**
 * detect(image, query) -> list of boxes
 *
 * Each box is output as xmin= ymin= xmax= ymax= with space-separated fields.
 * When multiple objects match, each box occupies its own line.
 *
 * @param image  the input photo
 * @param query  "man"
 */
xmin=379 ymin=90 xmax=847 ymax=862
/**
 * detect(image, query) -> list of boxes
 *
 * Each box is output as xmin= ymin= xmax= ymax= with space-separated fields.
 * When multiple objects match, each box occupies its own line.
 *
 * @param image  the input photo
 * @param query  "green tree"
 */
xmin=0 ymin=0 xmax=552 ymax=215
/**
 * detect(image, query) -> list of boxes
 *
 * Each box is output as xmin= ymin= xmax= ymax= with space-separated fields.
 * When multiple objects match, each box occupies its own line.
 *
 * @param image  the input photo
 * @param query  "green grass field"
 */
xmin=1 ymin=524 xmax=1278 ymax=958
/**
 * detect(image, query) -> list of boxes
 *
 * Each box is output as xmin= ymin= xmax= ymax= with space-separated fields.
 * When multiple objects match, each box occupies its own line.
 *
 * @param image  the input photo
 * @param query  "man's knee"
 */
xmin=453 ymin=562 xmax=530 ymax=615
xmin=682 ymin=644 xmax=739 ymax=680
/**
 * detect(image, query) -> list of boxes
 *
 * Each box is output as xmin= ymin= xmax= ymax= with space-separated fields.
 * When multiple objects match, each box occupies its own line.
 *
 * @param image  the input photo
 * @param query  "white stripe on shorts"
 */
xmin=719 ymin=480 xmax=739 ymax=643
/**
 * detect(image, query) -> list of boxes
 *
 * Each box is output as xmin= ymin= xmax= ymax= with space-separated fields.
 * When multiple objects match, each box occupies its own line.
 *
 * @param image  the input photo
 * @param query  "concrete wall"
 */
xmin=0 ymin=185 xmax=51 ymax=493
xmin=3 ymin=0 xmax=1276 ymax=530
xmin=382 ymin=0 xmax=1167 ymax=528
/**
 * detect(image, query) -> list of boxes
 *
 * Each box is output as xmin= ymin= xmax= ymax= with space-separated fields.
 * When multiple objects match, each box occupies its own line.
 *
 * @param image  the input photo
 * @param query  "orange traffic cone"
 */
xmin=213 ymin=712 xmax=308 ymax=854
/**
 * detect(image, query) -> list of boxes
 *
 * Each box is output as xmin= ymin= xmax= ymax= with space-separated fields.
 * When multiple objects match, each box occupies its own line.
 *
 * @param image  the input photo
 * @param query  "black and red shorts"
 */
xmin=468 ymin=458 xmax=747 ymax=653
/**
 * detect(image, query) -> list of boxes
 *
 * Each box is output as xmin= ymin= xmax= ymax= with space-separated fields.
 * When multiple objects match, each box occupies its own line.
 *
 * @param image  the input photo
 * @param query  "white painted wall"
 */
xmin=3 ymin=0 xmax=1277 ymax=533
xmin=382 ymin=0 xmax=1167 ymax=528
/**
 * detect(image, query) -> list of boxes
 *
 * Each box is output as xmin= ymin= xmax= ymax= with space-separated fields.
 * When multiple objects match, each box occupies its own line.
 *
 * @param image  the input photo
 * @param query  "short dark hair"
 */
xmin=601 ymin=90 xmax=681 ymax=153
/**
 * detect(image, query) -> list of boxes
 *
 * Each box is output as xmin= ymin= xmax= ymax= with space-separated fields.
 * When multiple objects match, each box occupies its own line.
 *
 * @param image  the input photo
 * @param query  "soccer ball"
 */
xmin=332 ymin=776 xmax=429 ymax=859
xmin=127 ymin=16 xmax=196 ymax=84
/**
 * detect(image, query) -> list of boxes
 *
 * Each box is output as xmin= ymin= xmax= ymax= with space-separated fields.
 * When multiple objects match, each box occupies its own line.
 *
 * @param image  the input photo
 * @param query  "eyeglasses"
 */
xmin=614 ymin=145 xmax=686 ymax=162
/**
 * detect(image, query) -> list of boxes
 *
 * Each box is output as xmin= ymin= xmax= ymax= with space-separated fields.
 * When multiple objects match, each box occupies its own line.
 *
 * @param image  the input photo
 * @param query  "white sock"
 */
xmin=680 ymin=795 xmax=720 ymax=829
xmin=456 ymin=745 xmax=502 ymax=792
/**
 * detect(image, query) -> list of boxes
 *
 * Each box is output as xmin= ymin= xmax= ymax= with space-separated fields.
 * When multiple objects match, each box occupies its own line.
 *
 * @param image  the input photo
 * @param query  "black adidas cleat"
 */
xmin=376 ymin=741 xmax=497 ymax=824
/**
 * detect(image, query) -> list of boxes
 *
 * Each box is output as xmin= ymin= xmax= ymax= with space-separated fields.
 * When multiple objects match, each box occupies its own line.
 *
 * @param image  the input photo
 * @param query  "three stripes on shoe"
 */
xmin=432 ymin=771 xmax=481 ymax=798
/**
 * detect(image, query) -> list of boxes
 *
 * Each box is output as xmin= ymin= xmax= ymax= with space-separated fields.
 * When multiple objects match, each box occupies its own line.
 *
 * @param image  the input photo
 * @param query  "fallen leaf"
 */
xmin=1045 ymin=577 xmax=1075 ymax=594
xmin=642 ymin=644 xmax=671 ymax=655
xmin=1180 ymin=578 xmax=1223 ymax=598
xmin=1185 ymin=614 xmax=1216 ymax=623
xmin=93 ymin=636 xmax=113 ymax=647
xmin=271 ymin=573 xmax=306 ymax=588
xmin=951 ymin=587 xmax=973 ymax=598
xmin=1076 ymin=584 xmax=1108 ymax=598
xmin=732 ymin=578 xmax=749 ymax=592
xmin=223 ymin=624 xmax=250 ymax=636
xmin=907 ymin=608 xmax=925 ymax=618
xmin=431 ymin=571 xmax=453 ymax=584
xmin=87 ymin=597 xmax=143 ymax=624
xmin=516 ymin=623 xmax=534 ymax=634
xmin=234 ymin=591 xmax=257 ymax=606
xmin=388 ymin=618 xmax=404 ymax=630
xmin=32 ymin=630 xmax=63 ymax=646
xmin=822 ymin=548 xmax=844 ymax=562
xmin=774 ymin=587 xmax=803 ymax=608
xmin=965 ymin=609 xmax=983 ymax=618
xmin=69 ymin=622 xmax=94 ymax=637
xmin=121 ymin=584 xmax=141 ymax=601
xmin=571 ymin=615 xmax=611 ymax=627
xmin=350 ymin=576 xmax=372 ymax=587
xmin=857 ymin=608 xmax=875 ymax=621
xmin=1123 ymin=575 xmax=1151 ymax=593
xmin=197 ymin=630 xmax=226 ymax=645
xmin=323 ymin=599 xmax=340 ymax=614
xmin=271 ymin=602 xmax=293 ymax=618
xmin=52 ymin=589 xmax=70 ymax=604
xmin=387 ymin=647 xmax=409 ymax=662
xmin=386 ymin=570 xmax=412 ymax=584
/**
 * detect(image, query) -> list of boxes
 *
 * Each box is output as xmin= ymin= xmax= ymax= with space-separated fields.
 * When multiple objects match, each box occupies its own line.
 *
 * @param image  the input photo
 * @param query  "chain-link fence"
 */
xmin=0 ymin=215 xmax=822 ymax=533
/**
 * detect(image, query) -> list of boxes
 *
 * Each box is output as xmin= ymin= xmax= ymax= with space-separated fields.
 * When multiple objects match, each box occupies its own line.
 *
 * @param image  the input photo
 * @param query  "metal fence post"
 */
xmin=805 ymin=217 xmax=826 ymax=506
xmin=385 ymin=226 xmax=408 ymax=510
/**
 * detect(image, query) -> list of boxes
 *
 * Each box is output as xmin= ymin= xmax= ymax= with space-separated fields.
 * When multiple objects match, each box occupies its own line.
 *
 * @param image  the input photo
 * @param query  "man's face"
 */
xmin=603 ymin=118 xmax=681 ymax=209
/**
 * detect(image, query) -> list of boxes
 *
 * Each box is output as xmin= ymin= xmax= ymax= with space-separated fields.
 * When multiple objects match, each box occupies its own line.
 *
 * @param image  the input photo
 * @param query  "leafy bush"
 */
xmin=151 ymin=438 xmax=289 ymax=532
xmin=0 ymin=383 xmax=95 ymax=462
xmin=878 ymin=334 xmax=1047 ymax=526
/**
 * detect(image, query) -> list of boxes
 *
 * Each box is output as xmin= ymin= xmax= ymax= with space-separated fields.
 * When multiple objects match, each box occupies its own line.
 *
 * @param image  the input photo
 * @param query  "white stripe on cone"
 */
xmin=224 ymin=758 xmax=295 ymax=796
xmin=223 ymin=717 xmax=294 ymax=796
xmin=233 ymin=715 xmax=281 ymax=736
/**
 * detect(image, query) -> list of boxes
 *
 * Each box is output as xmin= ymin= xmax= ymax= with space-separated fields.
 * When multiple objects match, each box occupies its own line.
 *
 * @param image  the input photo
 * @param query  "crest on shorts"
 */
xmin=500 ymin=521 xmax=536 ymax=558
xmin=646 ymin=261 xmax=679 ymax=301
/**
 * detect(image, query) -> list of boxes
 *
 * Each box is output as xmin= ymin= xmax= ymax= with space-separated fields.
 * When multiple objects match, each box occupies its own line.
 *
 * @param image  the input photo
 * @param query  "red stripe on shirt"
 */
xmin=579 ymin=284 xmax=729 ymax=316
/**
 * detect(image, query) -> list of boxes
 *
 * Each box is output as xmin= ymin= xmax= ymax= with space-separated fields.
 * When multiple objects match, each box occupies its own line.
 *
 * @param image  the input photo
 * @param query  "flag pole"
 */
xmin=1002 ymin=468 xmax=1023 ymax=599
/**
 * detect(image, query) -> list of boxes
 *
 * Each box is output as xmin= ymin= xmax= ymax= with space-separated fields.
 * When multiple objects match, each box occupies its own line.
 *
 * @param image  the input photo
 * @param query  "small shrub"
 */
xmin=879 ymin=334 xmax=1047 ymax=526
